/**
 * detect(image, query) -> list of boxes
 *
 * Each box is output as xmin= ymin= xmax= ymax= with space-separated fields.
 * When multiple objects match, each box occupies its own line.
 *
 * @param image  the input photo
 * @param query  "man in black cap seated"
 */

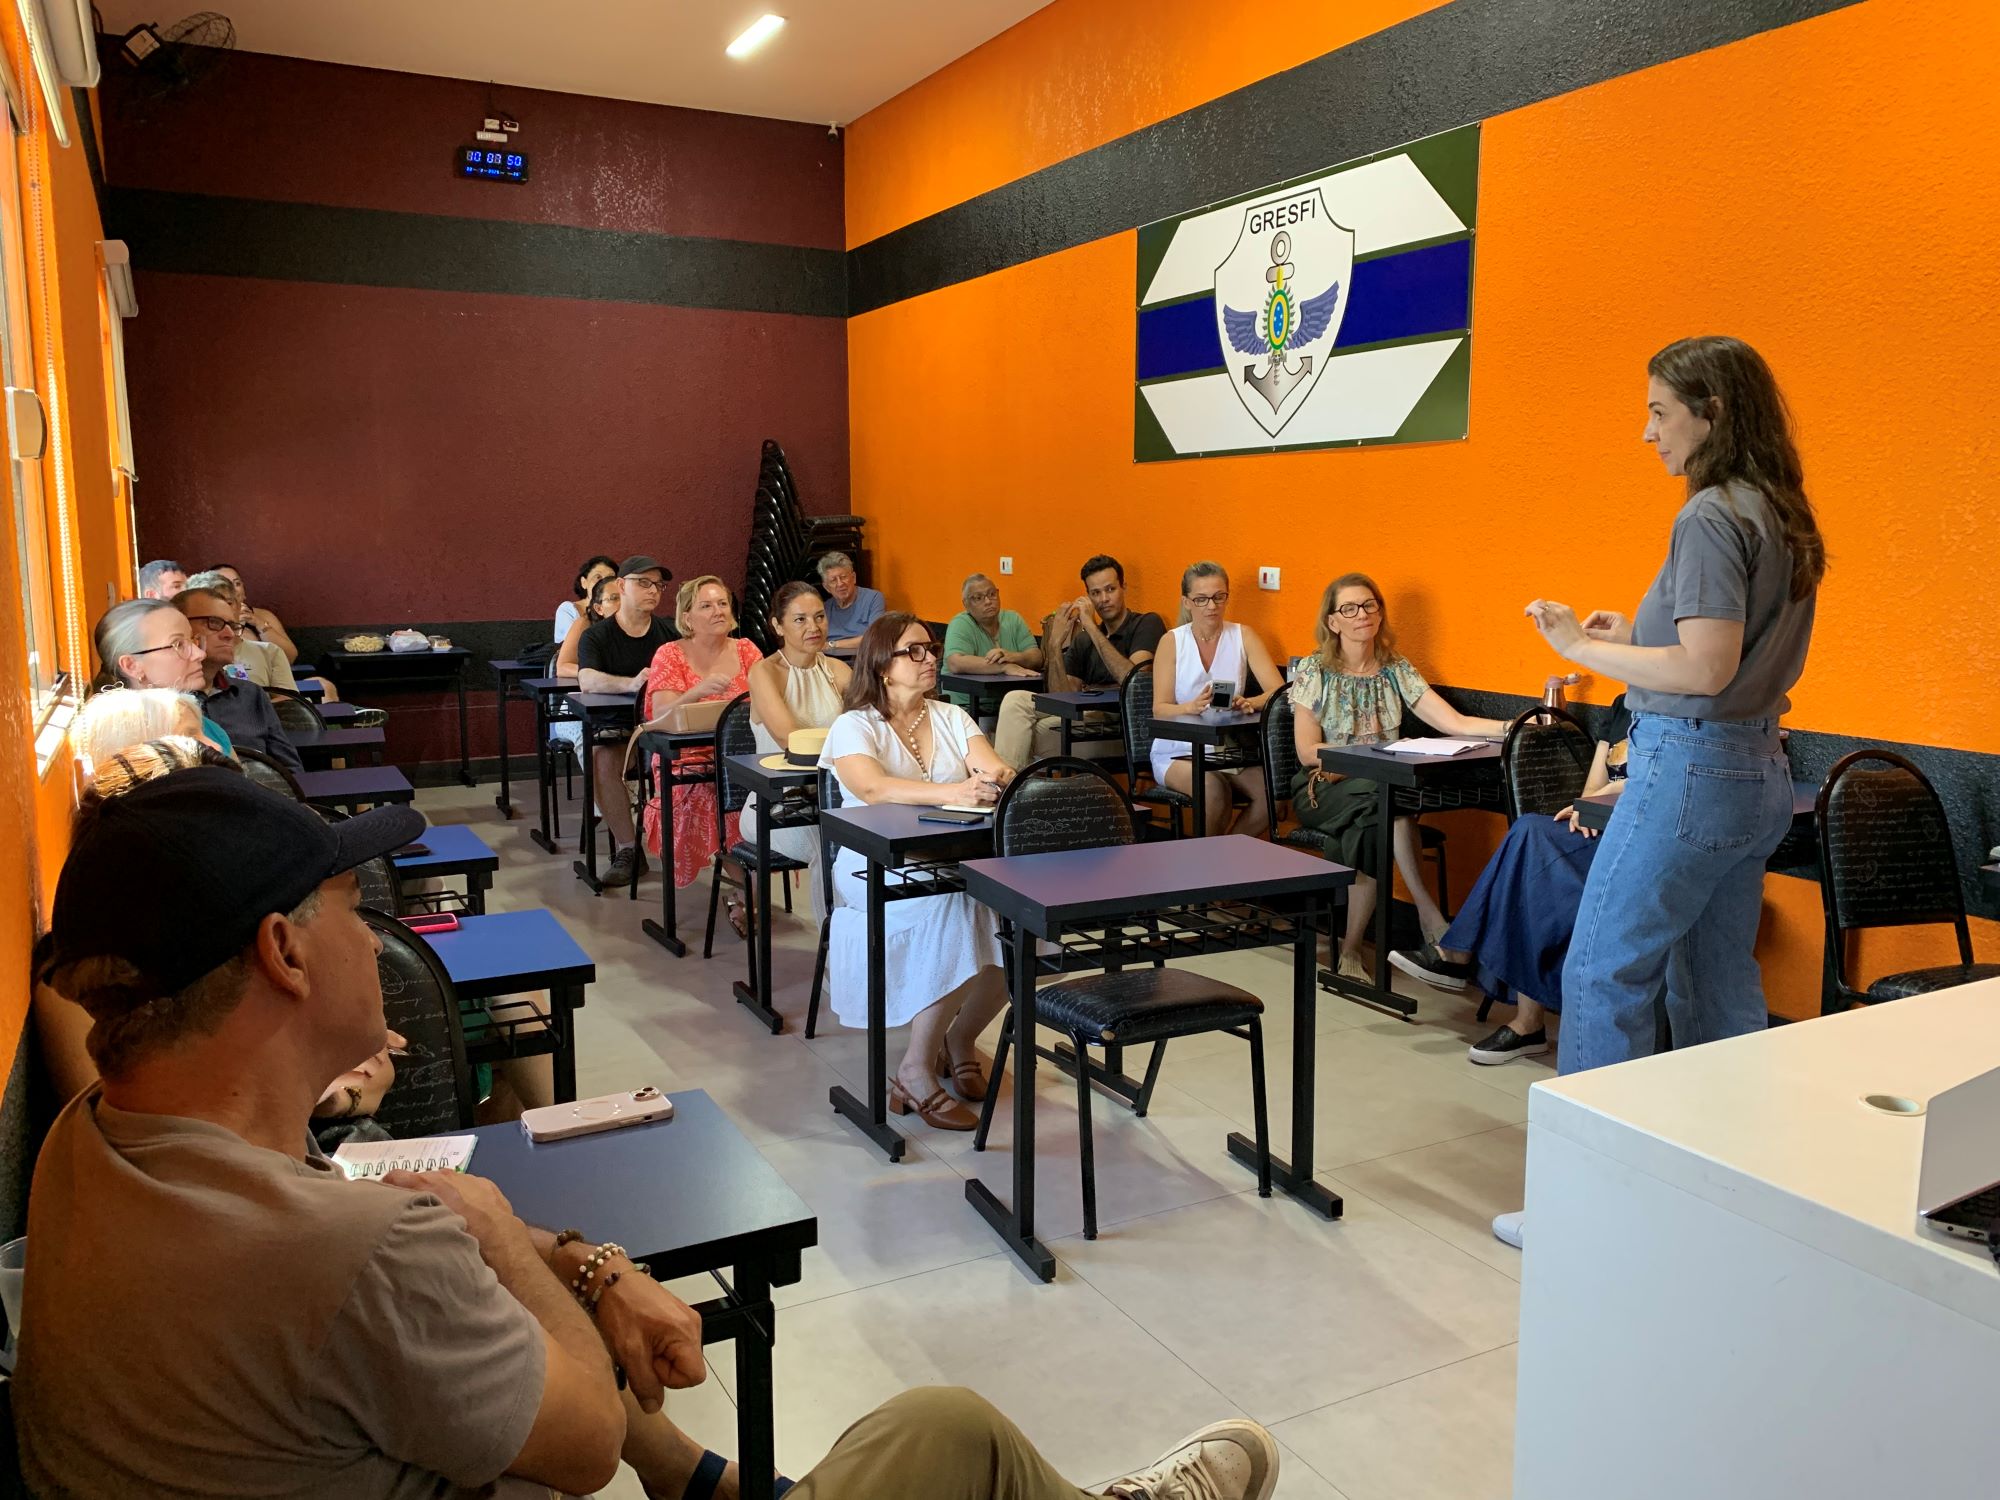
xmin=19 ymin=770 xmax=1283 ymax=1500
xmin=576 ymin=554 xmax=677 ymax=887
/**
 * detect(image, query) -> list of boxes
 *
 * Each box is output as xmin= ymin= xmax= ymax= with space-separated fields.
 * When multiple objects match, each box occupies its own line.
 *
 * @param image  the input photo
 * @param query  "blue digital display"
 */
xmin=456 ymin=145 xmax=530 ymax=184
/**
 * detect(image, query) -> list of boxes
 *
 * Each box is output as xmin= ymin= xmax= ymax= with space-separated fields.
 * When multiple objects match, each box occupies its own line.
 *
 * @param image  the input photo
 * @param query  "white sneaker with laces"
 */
xmin=1492 ymin=1210 xmax=1525 ymax=1249
xmin=1101 ymin=1419 xmax=1278 ymax=1500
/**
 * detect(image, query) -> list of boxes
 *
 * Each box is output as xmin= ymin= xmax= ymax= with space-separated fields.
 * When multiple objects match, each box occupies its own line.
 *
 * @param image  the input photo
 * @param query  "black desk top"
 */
xmin=634 ymin=726 xmax=716 ymax=751
xmin=315 ymin=701 xmax=357 ymax=723
xmin=958 ymin=833 xmax=1351 ymax=936
xmin=1033 ymin=689 xmax=1119 ymax=718
xmin=1574 ymin=778 xmax=1818 ymax=832
xmin=322 ymin=647 xmax=473 ymax=666
xmin=427 ymin=908 xmax=595 ymax=999
xmin=941 ymin=670 xmax=1044 ymax=696
xmin=467 ymin=1090 xmax=817 ymax=1283
xmin=490 ymin=658 xmax=542 ymax=676
xmin=524 ymin=675 xmax=579 ymax=694
xmin=295 ymin=767 xmax=415 ymax=803
xmin=1316 ymin=740 xmax=1502 ymax=788
xmin=819 ymin=802 xmax=995 ymax=865
xmin=725 ymin=752 xmax=818 ymax=802
xmin=1150 ymin=708 xmax=1263 ymax=744
xmin=567 ymin=691 xmax=643 ymax=717
xmin=291 ymin=725 xmax=386 ymax=751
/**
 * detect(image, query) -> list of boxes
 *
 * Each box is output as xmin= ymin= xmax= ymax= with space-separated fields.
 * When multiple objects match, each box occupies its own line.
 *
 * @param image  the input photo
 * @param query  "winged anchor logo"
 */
xmin=1214 ymin=187 xmax=1355 ymax=437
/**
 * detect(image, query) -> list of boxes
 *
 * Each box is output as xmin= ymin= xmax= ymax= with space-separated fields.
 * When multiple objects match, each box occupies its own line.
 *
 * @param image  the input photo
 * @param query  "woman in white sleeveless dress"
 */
xmin=743 ymin=582 xmax=851 ymax=921
xmin=820 ymin=613 xmax=1015 ymax=1131
xmin=1150 ymin=561 xmax=1285 ymax=837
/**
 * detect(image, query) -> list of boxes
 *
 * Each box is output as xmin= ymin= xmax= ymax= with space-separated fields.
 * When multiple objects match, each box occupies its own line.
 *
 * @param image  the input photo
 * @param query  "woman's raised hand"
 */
xmin=1524 ymin=599 xmax=1586 ymax=654
xmin=1580 ymin=609 xmax=1632 ymax=644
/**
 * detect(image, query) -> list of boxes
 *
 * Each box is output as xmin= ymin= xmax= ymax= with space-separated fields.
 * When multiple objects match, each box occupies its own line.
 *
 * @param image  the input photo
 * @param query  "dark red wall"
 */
xmin=105 ymin=51 xmax=847 ymax=632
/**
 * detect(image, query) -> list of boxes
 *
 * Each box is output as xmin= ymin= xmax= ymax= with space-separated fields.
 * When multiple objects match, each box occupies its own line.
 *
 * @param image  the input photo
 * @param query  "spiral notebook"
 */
xmin=332 ymin=1135 xmax=479 ymax=1180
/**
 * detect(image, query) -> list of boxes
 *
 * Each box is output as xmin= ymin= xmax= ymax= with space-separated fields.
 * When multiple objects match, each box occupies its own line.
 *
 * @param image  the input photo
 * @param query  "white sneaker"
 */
xmin=1102 ymin=1420 xmax=1279 ymax=1500
xmin=1491 ymin=1210 xmax=1524 ymax=1249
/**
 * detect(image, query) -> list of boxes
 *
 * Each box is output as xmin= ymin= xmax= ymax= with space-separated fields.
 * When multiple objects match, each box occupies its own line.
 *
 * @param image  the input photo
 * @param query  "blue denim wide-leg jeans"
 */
xmin=1557 ymin=712 xmax=1793 ymax=1074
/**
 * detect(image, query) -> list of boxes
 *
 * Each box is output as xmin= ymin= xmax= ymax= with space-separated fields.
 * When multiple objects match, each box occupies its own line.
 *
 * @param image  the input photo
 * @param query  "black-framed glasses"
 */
xmin=128 ymin=636 xmax=201 ymax=660
xmin=890 ymin=641 xmax=942 ymax=664
xmin=183 ymin=615 xmax=240 ymax=636
xmin=1187 ymin=591 xmax=1229 ymax=608
xmin=1334 ymin=599 xmax=1383 ymax=619
xmin=624 ymin=575 xmax=666 ymax=594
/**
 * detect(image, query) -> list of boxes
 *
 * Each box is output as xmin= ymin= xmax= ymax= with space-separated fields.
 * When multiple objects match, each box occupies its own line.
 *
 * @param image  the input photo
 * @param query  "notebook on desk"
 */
xmin=332 ymin=1135 xmax=478 ymax=1180
xmin=1380 ymin=737 xmax=1485 ymax=757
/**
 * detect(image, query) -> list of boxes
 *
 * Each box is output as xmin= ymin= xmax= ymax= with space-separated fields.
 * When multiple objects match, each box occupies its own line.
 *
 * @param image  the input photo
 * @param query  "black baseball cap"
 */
xmin=618 ymin=555 xmax=671 ymax=582
xmin=38 ymin=767 xmax=426 ymax=996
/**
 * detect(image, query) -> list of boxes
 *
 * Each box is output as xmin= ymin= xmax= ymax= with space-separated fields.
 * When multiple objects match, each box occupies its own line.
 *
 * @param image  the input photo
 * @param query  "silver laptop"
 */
xmin=1917 ymin=1065 xmax=2000 ymax=1244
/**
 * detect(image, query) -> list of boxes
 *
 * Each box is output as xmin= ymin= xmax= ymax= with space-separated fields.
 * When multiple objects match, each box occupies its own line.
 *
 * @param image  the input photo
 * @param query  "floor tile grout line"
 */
xmin=1268 ymin=1338 xmax=1520 ymax=1434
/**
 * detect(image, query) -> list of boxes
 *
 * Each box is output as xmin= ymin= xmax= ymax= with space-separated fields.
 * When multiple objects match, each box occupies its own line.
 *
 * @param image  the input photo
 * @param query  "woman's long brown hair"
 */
xmin=1648 ymin=336 xmax=1827 ymax=601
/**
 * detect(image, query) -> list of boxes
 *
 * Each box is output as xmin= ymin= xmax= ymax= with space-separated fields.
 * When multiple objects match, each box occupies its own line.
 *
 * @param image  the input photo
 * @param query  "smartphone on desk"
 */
xmin=401 ymin=912 xmax=460 ymax=934
xmin=919 ymin=808 xmax=990 ymax=825
xmin=522 ymin=1086 xmax=675 ymax=1143
xmin=396 ymin=842 xmax=432 ymax=858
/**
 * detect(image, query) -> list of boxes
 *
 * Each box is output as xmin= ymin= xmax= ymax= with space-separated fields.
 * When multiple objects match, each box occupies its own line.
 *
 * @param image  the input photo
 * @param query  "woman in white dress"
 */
xmin=1150 ymin=561 xmax=1283 ymax=836
xmin=821 ymin=613 xmax=1016 ymax=1130
xmin=742 ymin=581 xmax=851 ymax=919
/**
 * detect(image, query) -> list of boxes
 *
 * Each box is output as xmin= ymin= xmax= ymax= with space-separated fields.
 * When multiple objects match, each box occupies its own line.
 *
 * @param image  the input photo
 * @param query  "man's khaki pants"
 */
xmin=994 ymin=690 xmax=1120 ymax=771
xmin=790 ymin=1387 xmax=1100 ymax=1500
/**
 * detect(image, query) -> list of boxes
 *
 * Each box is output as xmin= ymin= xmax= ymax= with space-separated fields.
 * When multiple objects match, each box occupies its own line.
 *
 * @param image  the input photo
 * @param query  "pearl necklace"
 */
xmin=894 ymin=702 xmax=930 ymax=778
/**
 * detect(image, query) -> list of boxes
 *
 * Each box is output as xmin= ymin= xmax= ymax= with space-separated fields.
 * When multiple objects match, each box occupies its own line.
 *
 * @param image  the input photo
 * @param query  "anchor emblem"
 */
xmin=1215 ymin=189 xmax=1354 ymax=437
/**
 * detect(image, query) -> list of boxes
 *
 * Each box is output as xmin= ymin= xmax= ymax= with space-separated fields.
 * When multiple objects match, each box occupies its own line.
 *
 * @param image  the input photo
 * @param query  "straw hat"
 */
xmin=759 ymin=726 xmax=829 ymax=771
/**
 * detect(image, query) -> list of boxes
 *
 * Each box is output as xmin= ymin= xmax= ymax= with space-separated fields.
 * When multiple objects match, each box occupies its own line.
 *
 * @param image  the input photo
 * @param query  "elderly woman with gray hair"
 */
xmin=816 ymin=550 xmax=886 ymax=646
xmin=91 ymin=600 xmax=237 ymax=757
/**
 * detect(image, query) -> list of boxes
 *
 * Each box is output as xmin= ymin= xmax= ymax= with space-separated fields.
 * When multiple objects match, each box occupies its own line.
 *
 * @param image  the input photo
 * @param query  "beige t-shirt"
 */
xmin=233 ymin=637 xmax=299 ymax=692
xmin=15 ymin=1089 xmax=552 ymax=1499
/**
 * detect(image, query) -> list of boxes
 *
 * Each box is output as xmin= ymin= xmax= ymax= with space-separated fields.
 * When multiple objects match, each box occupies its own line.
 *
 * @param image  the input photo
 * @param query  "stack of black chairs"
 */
xmin=742 ymin=439 xmax=865 ymax=651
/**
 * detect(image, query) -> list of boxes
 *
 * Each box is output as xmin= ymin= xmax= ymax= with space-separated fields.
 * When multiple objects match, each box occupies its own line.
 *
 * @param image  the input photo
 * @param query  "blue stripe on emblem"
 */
xmin=1136 ymin=237 xmax=1472 ymax=382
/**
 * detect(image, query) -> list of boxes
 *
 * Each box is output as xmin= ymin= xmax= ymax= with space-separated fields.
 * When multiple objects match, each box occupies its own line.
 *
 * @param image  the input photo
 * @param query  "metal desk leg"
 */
xmin=531 ymin=692 xmax=560 ymax=855
xmin=550 ymin=984 xmax=581 ymax=1102
xmin=966 ymin=923 xmax=1055 ymax=1280
xmin=829 ymin=858 xmax=905 ymax=1159
xmin=1229 ymin=900 xmax=1342 ymax=1217
xmin=730 ymin=1263 xmax=777 ymax=1500
xmin=456 ymin=664 xmax=475 ymax=787
xmin=1059 ymin=715 xmax=1074 ymax=758
xmin=495 ymin=675 xmax=516 ymax=817
xmin=1191 ymin=740 xmax=1209 ymax=835
xmin=1373 ymin=780 xmax=1393 ymax=986
xmin=572 ymin=712 xmax=606 ymax=893
xmin=467 ymin=871 xmax=490 ymax=917
xmin=733 ymin=807 xmax=783 ymax=1032
xmin=642 ymin=758 xmax=689 ymax=955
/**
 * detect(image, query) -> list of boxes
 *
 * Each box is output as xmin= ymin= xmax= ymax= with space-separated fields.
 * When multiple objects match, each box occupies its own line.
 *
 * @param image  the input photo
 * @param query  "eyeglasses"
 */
xmin=128 ymin=636 xmax=202 ymax=660
xmin=1187 ymin=592 xmax=1229 ymax=608
xmin=890 ymin=642 xmax=941 ymax=664
xmin=183 ymin=615 xmax=240 ymax=636
xmin=625 ymin=576 xmax=666 ymax=594
xmin=965 ymin=592 xmax=1000 ymax=606
xmin=1333 ymin=599 xmax=1383 ymax=619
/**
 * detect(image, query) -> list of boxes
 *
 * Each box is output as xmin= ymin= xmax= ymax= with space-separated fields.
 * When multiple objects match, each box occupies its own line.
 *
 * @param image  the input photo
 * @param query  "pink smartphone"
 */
xmin=401 ymin=913 xmax=460 ymax=934
xmin=521 ymin=1086 xmax=675 ymax=1143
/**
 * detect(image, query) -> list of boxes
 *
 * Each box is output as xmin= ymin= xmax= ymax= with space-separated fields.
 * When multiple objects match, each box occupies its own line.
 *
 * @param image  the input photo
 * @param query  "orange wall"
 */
xmin=0 ymin=25 xmax=123 ymax=1084
xmin=848 ymin=0 xmax=2000 ymax=1017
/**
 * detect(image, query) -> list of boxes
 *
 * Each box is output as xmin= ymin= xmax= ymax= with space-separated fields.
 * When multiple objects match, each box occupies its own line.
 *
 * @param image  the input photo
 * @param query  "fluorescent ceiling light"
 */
xmin=726 ymin=13 xmax=785 ymax=59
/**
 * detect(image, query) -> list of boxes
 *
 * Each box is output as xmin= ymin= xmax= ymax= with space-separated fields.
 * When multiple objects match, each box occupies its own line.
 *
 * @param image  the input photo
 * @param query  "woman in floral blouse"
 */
xmin=1290 ymin=573 xmax=1506 ymax=982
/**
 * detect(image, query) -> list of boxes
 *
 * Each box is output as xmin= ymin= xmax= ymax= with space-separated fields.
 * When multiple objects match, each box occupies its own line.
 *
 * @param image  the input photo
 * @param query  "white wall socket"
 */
xmin=999 ymin=556 xmax=1013 ymax=575
xmin=1258 ymin=566 xmax=1280 ymax=591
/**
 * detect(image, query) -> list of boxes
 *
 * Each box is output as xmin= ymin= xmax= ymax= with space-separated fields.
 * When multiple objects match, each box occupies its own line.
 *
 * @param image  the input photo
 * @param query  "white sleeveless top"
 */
xmin=1152 ymin=621 xmax=1245 ymax=774
xmin=749 ymin=653 xmax=845 ymax=755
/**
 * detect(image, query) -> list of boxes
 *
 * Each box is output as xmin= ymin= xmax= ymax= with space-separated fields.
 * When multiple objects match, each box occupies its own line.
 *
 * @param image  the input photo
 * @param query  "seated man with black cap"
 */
xmin=21 ymin=772 xmax=1283 ymax=1500
xmin=575 ymin=553 xmax=677 ymax=888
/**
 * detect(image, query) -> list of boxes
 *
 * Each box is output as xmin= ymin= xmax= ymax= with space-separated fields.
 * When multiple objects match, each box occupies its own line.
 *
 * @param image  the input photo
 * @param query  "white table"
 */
xmin=1517 ymin=981 xmax=2000 ymax=1499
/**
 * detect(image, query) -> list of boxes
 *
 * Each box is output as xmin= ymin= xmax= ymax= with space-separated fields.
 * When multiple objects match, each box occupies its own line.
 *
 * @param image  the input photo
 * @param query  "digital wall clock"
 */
xmin=456 ymin=146 xmax=529 ymax=184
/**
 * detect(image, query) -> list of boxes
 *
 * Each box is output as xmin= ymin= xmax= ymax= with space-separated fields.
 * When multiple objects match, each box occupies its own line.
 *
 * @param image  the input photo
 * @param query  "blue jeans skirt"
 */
xmin=1557 ymin=713 xmax=1793 ymax=1074
xmin=1441 ymin=813 xmax=1600 ymax=1015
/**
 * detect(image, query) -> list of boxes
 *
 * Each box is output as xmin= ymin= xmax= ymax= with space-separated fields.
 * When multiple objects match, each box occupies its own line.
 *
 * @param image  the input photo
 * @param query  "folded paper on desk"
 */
xmin=1381 ymin=737 xmax=1484 ymax=757
xmin=332 ymin=1135 xmax=477 ymax=1179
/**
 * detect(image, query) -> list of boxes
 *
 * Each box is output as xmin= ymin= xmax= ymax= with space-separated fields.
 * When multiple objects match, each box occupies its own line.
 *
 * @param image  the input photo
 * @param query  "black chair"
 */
xmin=1119 ymin=663 xmax=1194 ymax=837
xmin=1257 ymin=684 xmax=1450 ymax=909
xmin=268 ymin=690 xmax=327 ymax=736
xmin=975 ymin=757 xmax=1271 ymax=1239
xmin=237 ymin=747 xmax=305 ymax=800
xmin=362 ymin=911 xmax=477 ymax=1136
xmin=1816 ymin=750 xmax=2000 ymax=1014
xmin=703 ymin=696 xmax=809 ymax=1008
xmin=1500 ymin=705 xmax=1594 ymax=822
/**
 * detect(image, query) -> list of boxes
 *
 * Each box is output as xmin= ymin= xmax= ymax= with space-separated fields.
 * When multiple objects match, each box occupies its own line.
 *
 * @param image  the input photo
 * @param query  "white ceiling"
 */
xmin=92 ymin=0 xmax=1053 ymax=125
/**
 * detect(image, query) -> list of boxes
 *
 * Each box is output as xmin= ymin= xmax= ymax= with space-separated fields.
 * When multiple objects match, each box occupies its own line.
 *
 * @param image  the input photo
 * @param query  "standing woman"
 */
xmin=1527 ymin=335 xmax=1823 ymax=1079
xmin=641 ymin=577 xmax=764 ymax=926
xmin=743 ymin=581 xmax=851 ymax=917
xmin=1151 ymin=562 xmax=1282 ymax=836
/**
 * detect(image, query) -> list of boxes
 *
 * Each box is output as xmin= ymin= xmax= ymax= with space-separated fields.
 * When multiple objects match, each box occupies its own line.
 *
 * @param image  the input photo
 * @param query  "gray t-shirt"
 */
xmin=16 ymin=1089 xmax=551 ymax=1499
xmin=1627 ymin=482 xmax=1815 ymax=721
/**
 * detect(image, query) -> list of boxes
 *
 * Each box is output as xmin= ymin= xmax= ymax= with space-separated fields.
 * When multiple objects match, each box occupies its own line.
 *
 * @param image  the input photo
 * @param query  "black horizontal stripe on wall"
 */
xmin=847 ymin=0 xmax=1867 ymax=314
xmin=105 ymin=188 xmax=848 ymax=319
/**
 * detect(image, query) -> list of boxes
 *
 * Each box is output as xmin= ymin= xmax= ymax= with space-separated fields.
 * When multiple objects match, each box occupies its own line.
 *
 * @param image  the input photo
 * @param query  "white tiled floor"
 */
xmin=420 ymin=780 xmax=1552 ymax=1497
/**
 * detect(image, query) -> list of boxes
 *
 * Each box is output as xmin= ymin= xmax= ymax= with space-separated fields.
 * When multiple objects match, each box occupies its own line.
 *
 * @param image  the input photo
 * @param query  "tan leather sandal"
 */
xmin=936 ymin=1046 xmax=989 ymax=1102
xmin=888 ymin=1077 xmax=977 ymax=1130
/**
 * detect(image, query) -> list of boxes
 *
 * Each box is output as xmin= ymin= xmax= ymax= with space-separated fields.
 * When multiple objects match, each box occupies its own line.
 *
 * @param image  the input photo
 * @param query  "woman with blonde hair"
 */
xmin=1290 ymin=572 xmax=1505 ymax=980
xmin=1149 ymin=561 xmax=1283 ymax=836
xmin=639 ymin=576 xmax=765 ymax=925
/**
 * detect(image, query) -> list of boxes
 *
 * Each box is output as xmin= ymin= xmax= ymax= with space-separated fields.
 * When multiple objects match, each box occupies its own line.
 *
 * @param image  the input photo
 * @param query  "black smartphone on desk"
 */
xmin=918 ymin=809 xmax=989 ymax=825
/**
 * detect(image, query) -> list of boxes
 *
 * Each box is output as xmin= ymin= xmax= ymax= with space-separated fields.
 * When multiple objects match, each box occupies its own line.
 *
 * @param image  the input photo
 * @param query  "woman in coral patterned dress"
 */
xmin=641 ymin=576 xmax=763 ymax=929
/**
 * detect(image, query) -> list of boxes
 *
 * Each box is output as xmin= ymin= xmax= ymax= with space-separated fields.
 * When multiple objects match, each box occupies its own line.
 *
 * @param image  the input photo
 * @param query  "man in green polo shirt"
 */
xmin=941 ymin=572 xmax=1041 ymax=710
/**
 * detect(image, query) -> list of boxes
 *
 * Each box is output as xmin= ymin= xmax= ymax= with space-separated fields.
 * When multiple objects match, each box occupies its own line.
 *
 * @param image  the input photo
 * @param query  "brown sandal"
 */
xmin=935 ymin=1047 xmax=988 ymax=1102
xmin=888 ymin=1078 xmax=977 ymax=1130
xmin=724 ymin=889 xmax=752 ymax=940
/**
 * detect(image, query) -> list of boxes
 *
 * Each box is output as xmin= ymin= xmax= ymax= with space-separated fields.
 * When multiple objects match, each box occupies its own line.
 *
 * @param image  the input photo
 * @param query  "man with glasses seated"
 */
xmin=993 ymin=553 xmax=1165 ymax=768
xmin=177 ymin=584 xmax=304 ymax=774
xmin=184 ymin=570 xmax=298 ymax=694
xmin=941 ymin=573 xmax=1041 ymax=712
xmin=92 ymin=598 xmax=237 ymax=756
xmin=575 ymin=554 xmax=677 ymax=888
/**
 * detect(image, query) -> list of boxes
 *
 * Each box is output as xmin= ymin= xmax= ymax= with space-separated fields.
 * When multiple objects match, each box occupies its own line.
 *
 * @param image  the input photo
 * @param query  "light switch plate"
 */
xmin=1259 ymin=566 xmax=1280 ymax=591
xmin=999 ymin=556 xmax=1013 ymax=575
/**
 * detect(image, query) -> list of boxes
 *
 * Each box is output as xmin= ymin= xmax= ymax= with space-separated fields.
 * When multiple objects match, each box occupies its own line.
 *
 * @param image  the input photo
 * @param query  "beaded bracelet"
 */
xmin=552 ymin=1228 xmax=585 ymax=1251
xmin=569 ymin=1242 xmax=626 ymax=1302
xmin=587 ymin=1270 xmax=624 ymax=1315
